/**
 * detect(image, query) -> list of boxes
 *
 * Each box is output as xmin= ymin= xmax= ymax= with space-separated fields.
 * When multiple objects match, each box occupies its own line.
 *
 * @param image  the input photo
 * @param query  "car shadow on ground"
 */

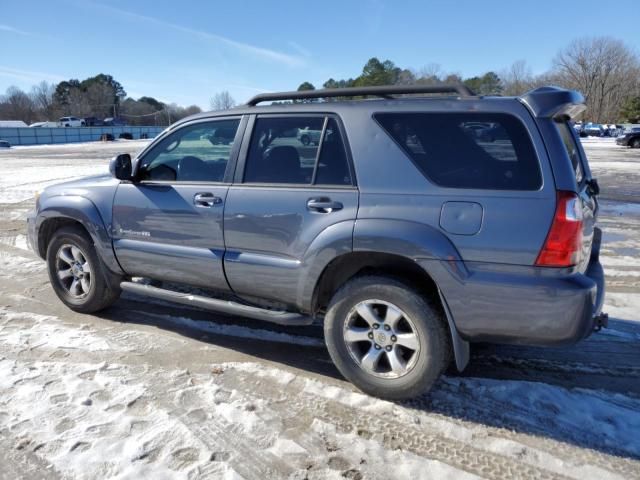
xmin=99 ymin=299 xmax=640 ymax=461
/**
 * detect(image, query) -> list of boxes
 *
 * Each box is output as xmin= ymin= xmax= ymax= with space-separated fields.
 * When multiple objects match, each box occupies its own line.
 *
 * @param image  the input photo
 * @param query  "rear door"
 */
xmin=223 ymin=114 xmax=358 ymax=307
xmin=112 ymin=117 xmax=244 ymax=290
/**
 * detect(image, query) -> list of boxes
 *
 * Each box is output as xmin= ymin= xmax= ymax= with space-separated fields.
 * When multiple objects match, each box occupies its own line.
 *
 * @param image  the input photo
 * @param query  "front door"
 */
xmin=223 ymin=114 xmax=358 ymax=307
xmin=112 ymin=117 xmax=243 ymax=291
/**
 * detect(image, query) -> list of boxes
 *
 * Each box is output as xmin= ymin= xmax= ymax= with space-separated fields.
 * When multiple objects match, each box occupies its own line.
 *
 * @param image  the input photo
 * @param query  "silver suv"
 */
xmin=27 ymin=85 xmax=607 ymax=399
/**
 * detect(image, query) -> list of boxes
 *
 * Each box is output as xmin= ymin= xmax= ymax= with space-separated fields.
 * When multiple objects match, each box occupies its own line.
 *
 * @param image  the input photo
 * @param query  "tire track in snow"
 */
xmin=216 ymin=364 xmax=612 ymax=480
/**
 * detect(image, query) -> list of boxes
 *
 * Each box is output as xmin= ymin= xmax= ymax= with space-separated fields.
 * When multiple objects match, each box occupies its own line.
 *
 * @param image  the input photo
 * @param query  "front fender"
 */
xmin=36 ymin=195 xmax=123 ymax=275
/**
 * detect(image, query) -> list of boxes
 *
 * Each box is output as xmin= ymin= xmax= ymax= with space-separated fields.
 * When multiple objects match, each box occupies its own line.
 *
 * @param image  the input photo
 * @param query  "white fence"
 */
xmin=0 ymin=126 xmax=164 ymax=146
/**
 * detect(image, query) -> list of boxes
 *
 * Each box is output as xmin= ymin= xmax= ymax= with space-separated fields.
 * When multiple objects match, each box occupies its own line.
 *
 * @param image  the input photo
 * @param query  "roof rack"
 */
xmin=245 ymin=84 xmax=475 ymax=106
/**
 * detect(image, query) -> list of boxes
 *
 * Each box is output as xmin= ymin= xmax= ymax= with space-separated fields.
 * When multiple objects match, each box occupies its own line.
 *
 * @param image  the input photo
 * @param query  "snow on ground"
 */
xmin=0 ymin=139 xmax=149 ymax=204
xmin=0 ymin=139 xmax=639 ymax=479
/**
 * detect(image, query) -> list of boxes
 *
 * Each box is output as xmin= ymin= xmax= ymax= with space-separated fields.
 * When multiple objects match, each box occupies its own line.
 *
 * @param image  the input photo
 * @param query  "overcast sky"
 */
xmin=1 ymin=0 xmax=639 ymax=108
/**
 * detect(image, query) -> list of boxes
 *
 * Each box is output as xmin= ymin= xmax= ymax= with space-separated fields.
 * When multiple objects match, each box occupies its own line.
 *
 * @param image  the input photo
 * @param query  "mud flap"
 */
xmin=438 ymin=289 xmax=470 ymax=371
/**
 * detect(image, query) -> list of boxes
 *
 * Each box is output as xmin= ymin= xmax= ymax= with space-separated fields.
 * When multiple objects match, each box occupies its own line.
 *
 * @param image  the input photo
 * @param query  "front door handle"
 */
xmin=194 ymin=192 xmax=222 ymax=207
xmin=307 ymin=197 xmax=343 ymax=213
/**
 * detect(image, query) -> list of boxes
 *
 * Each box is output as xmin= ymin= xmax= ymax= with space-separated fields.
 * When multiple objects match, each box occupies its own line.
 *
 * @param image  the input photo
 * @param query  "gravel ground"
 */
xmin=0 ymin=138 xmax=638 ymax=479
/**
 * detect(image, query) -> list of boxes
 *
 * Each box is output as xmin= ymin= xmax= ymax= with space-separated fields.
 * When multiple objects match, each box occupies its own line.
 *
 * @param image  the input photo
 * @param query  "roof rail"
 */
xmin=245 ymin=84 xmax=475 ymax=106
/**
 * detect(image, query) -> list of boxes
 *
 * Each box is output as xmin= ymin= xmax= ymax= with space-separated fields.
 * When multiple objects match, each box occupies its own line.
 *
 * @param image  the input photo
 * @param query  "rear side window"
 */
xmin=375 ymin=112 xmax=542 ymax=190
xmin=556 ymin=122 xmax=584 ymax=184
xmin=244 ymin=116 xmax=351 ymax=185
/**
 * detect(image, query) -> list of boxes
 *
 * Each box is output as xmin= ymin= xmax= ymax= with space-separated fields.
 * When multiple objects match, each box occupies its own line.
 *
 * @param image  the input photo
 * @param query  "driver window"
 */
xmin=138 ymin=118 xmax=240 ymax=182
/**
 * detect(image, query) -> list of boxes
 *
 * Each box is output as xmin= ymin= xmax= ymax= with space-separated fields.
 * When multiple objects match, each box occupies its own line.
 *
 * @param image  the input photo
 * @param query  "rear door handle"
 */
xmin=194 ymin=192 xmax=222 ymax=207
xmin=307 ymin=197 xmax=343 ymax=213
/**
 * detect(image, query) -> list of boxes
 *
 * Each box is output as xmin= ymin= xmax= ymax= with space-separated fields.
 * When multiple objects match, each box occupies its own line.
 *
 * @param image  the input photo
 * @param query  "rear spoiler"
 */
xmin=518 ymin=86 xmax=586 ymax=120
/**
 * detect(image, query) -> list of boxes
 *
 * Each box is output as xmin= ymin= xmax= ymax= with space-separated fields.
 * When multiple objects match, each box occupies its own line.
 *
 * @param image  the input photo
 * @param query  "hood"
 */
xmin=40 ymin=173 xmax=121 ymax=217
xmin=43 ymin=174 xmax=119 ymax=198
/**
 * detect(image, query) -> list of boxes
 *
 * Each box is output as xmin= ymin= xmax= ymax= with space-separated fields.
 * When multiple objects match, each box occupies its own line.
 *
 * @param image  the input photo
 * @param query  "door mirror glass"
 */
xmin=110 ymin=153 xmax=133 ymax=180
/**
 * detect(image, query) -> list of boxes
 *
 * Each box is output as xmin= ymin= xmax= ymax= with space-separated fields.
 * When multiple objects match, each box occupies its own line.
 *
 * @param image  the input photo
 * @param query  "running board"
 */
xmin=120 ymin=281 xmax=314 ymax=326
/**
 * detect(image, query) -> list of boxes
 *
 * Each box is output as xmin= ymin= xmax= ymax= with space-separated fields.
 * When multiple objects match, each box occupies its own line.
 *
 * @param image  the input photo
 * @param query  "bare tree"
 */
xmin=210 ymin=91 xmax=235 ymax=111
xmin=0 ymin=86 xmax=36 ymax=123
xmin=30 ymin=81 xmax=57 ymax=120
xmin=65 ymin=87 xmax=92 ymax=117
xmin=552 ymin=37 xmax=640 ymax=122
xmin=501 ymin=60 xmax=533 ymax=96
xmin=85 ymin=82 xmax=117 ymax=117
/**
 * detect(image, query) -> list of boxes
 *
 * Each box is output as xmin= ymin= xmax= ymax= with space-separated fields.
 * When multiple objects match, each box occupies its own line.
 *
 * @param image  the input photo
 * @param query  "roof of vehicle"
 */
xmin=171 ymin=85 xmax=585 ymax=130
xmin=0 ymin=120 xmax=28 ymax=128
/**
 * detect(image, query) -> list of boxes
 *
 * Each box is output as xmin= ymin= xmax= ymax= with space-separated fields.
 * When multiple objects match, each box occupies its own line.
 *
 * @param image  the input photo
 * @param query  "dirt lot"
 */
xmin=0 ymin=138 xmax=638 ymax=479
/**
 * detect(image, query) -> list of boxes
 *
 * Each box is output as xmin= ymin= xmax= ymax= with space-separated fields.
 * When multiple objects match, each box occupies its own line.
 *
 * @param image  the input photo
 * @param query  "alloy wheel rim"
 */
xmin=55 ymin=244 xmax=92 ymax=298
xmin=343 ymin=299 xmax=421 ymax=379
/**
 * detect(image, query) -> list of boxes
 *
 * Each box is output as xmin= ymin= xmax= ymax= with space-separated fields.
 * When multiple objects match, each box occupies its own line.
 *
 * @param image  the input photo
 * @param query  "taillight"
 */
xmin=535 ymin=191 xmax=583 ymax=267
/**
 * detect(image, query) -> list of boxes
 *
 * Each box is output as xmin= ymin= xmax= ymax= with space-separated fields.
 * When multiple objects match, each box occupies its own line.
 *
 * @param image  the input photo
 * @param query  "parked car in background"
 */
xmin=30 ymin=121 xmax=58 ymax=127
xmin=84 ymin=117 xmax=104 ymax=127
xmin=58 ymin=116 xmax=85 ymax=127
xmin=297 ymin=126 xmax=322 ymax=145
xmin=583 ymin=123 xmax=605 ymax=137
xmin=103 ymin=117 xmax=128 ymax=126
xmin=604 ymin=124 xmax=620 ymax=137
xmin=616 ymin=127 xmax=640 ymax=148
xmin=573 ymin=122 xmax=584 ymax=136
xmin=0 ymin=140 xmax=10 ymax=148
xmin=0 ymin=120 xmax=28 ymax=128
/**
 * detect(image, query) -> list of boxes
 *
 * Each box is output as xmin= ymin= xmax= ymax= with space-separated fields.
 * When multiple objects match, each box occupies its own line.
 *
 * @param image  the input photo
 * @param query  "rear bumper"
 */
xmin=422 ymin=228 xmax=606 ymax=346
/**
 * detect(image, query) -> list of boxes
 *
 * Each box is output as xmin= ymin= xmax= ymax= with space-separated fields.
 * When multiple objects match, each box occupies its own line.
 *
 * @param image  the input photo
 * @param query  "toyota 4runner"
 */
xmin=27 ymin=85 xmax=607 ymax=400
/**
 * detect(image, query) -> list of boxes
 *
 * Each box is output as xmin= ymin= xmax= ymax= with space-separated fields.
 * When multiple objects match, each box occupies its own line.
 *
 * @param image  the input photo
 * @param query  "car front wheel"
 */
xmin=46 ymin=226 xmax=121 ymax=313
xmin=632 ymin=138 xmax=640 ymax=149
xmin=324 ymin=275 xmax=450 ymax=400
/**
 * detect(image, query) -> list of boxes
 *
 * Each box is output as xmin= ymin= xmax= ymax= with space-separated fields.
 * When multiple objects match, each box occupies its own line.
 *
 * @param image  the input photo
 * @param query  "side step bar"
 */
xmin=120 ymin=281 xmax=314 ymax=326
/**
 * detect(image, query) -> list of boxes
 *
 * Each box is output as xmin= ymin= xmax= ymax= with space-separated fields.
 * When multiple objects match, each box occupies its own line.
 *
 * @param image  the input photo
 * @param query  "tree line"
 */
xmin=1 ymin=36 xmax=639 ymax=125
xmin=0 ymin=73 xmax=202 ymax=126
xmin=291 ymin=36 xmax=640 ymax=123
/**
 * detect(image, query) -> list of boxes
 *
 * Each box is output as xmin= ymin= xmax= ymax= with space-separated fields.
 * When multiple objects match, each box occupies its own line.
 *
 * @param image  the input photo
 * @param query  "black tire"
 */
xmin=300 ymin=134 xmax=310 ymax=146
xmin=46 ymin=226 xmax=121 ymax=313
xmin=324 ymin=275 xmax=450 ymax=400
xmin=632 ymin=138 xmax=640 ymax=149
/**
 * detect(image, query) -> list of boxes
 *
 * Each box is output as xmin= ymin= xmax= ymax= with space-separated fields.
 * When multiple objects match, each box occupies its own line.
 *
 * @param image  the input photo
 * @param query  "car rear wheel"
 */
xmin=324 ymin=275 xmax=450 ymax=400
xmin=46 ymin=226 xmax=121 ymax=313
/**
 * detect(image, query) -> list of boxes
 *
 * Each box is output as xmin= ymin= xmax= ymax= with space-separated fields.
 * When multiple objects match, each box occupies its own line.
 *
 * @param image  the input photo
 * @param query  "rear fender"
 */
xmin=354 ymin=218 xmax=470 ymax=370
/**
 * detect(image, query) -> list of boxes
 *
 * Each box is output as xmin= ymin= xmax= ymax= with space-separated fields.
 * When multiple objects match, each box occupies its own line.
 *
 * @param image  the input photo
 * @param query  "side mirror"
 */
xmin=109 ymin=153 xmax=133 ymax=181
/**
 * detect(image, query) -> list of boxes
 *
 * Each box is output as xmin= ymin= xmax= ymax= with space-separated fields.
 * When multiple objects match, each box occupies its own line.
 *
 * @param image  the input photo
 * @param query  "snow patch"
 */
xmin=0 ymin=309 xmax=119 ymax=352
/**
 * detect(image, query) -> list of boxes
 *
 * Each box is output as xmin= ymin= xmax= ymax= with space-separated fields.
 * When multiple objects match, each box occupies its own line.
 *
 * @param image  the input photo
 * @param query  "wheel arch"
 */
xmin=311 ymin=251 xmax=470 ymax=371
xmin=311 ymin=251 xmax=439 ymax=315
xmin=36 ymin=195 xmax=124 ymax=275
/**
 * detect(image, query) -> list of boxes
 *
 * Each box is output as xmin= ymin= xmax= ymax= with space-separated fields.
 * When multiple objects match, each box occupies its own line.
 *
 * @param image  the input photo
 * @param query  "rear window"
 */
xmin=556 ymin=122 xmax=584 ymax=184
xmin=375 ymin=112 xmax=542 ymax=190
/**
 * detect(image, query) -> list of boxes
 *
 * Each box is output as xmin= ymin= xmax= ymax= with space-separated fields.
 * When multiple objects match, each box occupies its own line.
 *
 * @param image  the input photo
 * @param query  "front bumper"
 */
xmin=423 ymin=228 xmax=606 ymax=346
xmin=26 ymin=211 xmax=40 ymax=257
xmin=615 ymin=137 xmax=628 ymax=146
